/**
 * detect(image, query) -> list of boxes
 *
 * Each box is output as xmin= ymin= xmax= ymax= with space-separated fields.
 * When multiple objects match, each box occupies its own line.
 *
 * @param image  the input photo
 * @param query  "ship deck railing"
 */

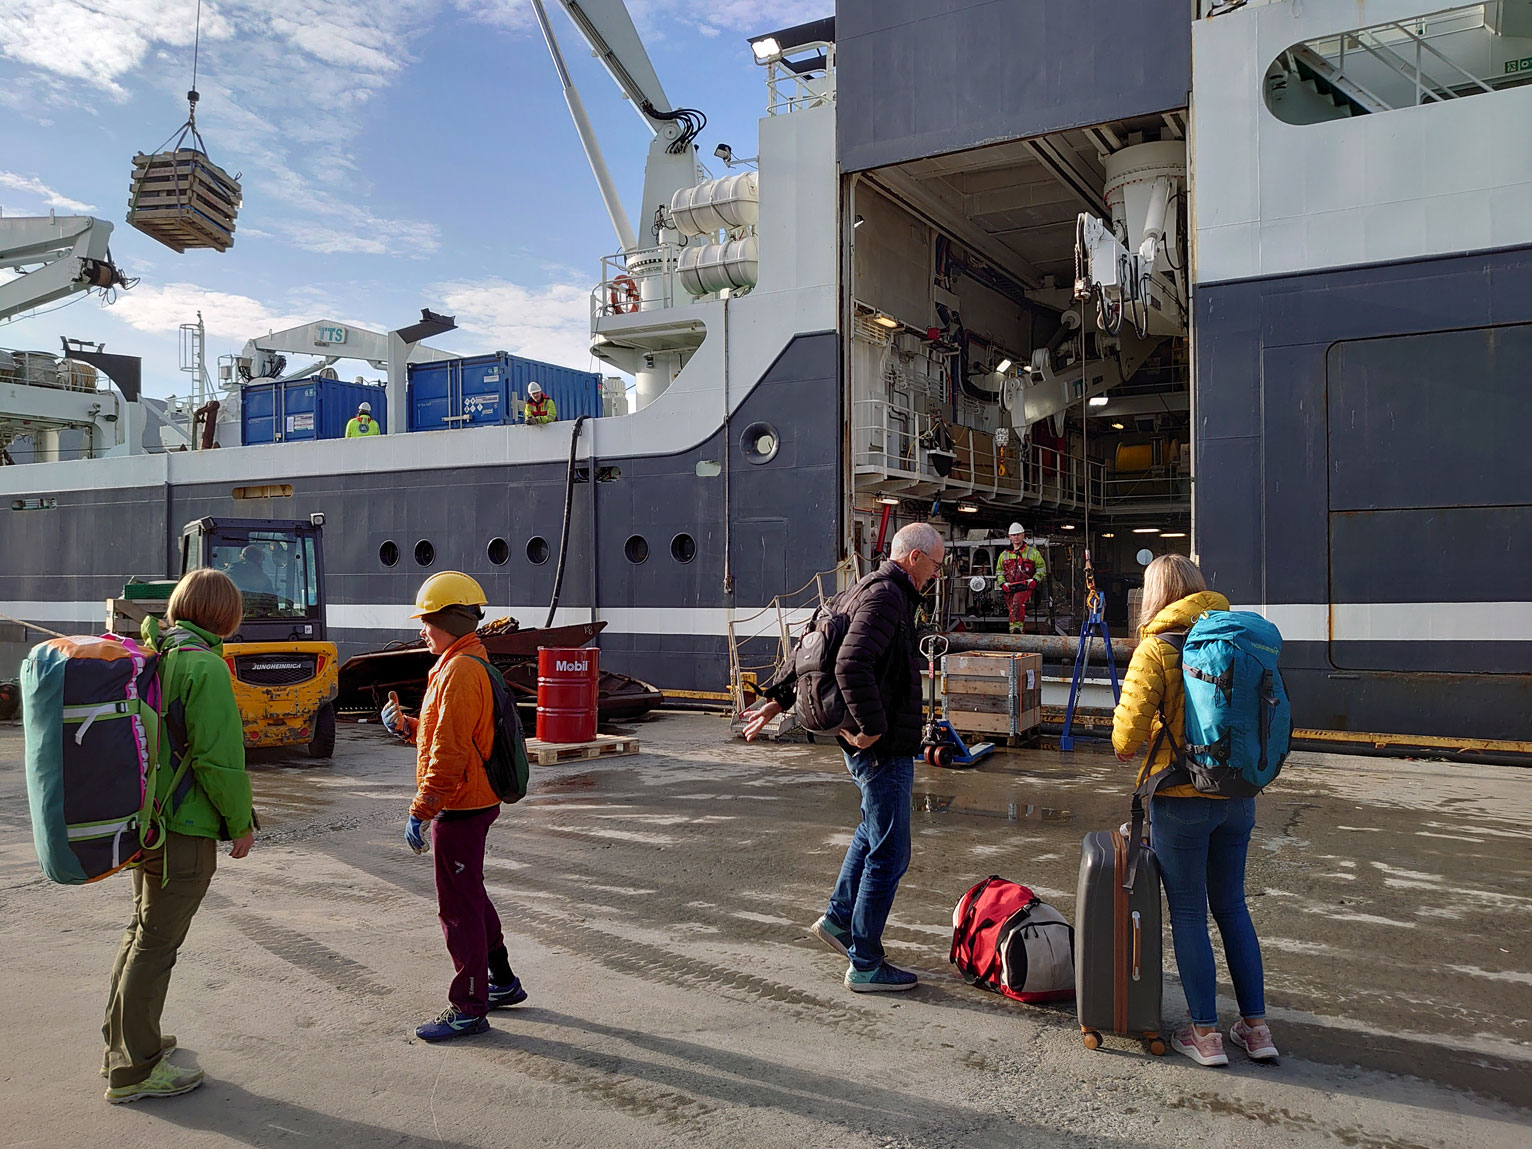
xmin=764 ymin=41 xmax=836 ymax=116
xmin=851 ymin=397 xmax=1105 ymax=511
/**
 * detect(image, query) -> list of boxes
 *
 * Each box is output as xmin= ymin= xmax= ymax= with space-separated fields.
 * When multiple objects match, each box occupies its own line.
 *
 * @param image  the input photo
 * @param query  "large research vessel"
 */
xmin=2 ymin=1 xmax=1529 ymax=741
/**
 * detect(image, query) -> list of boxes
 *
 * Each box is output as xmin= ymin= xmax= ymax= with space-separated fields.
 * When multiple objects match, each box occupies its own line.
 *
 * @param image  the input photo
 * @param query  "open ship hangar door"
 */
xmin=845 ymin=113 xmax=1193 ymax=631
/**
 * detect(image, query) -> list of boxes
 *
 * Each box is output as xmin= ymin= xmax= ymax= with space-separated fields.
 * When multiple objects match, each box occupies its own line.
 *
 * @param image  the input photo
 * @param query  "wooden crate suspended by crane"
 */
xmin=127 ymin=148 xmax=241 ymax=253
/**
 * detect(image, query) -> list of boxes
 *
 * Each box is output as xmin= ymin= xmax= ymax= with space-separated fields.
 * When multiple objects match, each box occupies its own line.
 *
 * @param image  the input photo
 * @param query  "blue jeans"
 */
xmin=1152 ymin=796 xmax=1266 ymax=1027
xmin=826 ymin=749 xmax=913 ymax=970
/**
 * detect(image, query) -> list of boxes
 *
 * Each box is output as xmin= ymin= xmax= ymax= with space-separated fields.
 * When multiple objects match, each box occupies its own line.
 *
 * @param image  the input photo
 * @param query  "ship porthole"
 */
xmin=414 ymin=540 xmax=435 ymax=567
xmin=487 ymin=537 xmax=509 ymax=566
xmin=671 ymin=533 xmax=696 ymax=564
xmin=526 ymin=536 xmax=550 ymax=565
xmin=379 ymin=540 xmax=399 ymax=567
xmin=740 ymin=421 xmax=780 ymax=465
xmin=625 ymin=535 xmax=649 ymax=565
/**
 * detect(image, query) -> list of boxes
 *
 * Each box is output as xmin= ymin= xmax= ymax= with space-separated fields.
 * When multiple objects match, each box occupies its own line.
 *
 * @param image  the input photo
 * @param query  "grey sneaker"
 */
xmin=844 ymin=961 xmax=918 ymax=993
xmin=809 ymin=915 xmax=851 ymax=957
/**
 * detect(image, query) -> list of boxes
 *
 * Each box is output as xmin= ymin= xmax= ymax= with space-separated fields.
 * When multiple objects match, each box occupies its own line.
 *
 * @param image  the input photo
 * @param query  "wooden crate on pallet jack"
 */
xmin=127 ymin=149 xmax=242 ymax=253
xmin=941 ymin=652 xmax=1042 ymax=742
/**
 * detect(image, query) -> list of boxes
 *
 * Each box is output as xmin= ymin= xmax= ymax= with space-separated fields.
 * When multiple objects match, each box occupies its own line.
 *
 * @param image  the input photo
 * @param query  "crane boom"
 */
xmin=0 ymin=216 xmax=125 ymax=323
xmin=554 ymin=0 xmax=673 ymax=133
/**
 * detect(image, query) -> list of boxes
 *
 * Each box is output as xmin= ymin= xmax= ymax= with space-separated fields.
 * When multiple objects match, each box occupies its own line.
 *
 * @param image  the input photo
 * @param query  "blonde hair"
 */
xmin=167 ymin=569 xmax=244 ymax=638
xmin=1138 ymin=554 xmax=1207 ymax=638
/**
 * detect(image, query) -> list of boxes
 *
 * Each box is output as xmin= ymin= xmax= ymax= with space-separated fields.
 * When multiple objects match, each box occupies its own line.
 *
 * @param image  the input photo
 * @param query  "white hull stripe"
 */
xmin=1229 ymin=603 xmax=1532 ymax=645
xmin=7 ymin=600 xmax=1529 ymax=643
xmin=1 ymin=601 xmax=816 ymax=641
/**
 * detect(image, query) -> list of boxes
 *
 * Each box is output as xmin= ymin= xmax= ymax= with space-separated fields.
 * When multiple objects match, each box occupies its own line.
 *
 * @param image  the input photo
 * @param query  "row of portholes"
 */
xmin=379 ymin=533 xmax=697 ymax=568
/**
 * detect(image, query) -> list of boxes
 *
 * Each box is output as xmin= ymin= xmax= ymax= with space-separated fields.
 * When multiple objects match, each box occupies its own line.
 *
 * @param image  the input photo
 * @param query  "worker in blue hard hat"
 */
xmin=524 ymin=383 xmax=557 ymax=426
xmin=345 ymin=401 xmax=382 ymax=438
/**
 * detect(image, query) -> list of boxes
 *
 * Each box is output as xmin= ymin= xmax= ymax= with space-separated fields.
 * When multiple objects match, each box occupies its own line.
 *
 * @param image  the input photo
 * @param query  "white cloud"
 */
xmin=435 ymin=277 xmax=595 ymax=369
xmin=108 ymin=281 xmax=315 ymax=342
xmin=0 ymin=1 xmax=218 ymax=101
xmin=0 ymin=170 xmax=95 ymax=212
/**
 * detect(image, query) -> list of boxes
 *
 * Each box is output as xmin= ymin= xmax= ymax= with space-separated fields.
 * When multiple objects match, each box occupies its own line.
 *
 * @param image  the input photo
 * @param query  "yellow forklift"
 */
xmin=116 ymin=515 xmax=339 ymax=757
xmin=182 ymin=515 xmax=339 ymax=757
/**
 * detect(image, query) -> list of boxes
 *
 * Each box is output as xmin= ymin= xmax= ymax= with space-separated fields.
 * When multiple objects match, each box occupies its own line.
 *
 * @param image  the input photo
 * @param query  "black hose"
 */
xmin=544 ymin=414 xmax=589 ymax=628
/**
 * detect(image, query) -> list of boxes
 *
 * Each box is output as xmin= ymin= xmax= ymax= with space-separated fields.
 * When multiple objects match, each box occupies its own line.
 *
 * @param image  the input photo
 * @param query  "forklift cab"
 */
xmin=178 ymin=515 xmax=338 ymax=758
xmin=181 ymin=516 xmax=327 ymax=644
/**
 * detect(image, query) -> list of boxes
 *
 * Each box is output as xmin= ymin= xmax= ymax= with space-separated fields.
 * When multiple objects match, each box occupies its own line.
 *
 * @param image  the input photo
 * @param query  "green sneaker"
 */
xmin=844 ymin=961 xmax=919 ymax=993
xmin=101 ymin=1034 xmax=177 ymax=1078
xmin=104 ymin=1059 xmax=204 ymax=1104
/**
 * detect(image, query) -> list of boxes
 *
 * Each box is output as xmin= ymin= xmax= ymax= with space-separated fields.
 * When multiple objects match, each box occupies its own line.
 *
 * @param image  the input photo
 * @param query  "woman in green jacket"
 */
xmin=102 ymin=569 xmax=256 ymax=1104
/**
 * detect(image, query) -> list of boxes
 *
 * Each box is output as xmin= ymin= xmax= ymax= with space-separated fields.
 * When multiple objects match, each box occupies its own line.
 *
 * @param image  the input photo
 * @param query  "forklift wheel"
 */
xmin=305 ymin=702 xmax=336 ymax=759
xmin=932 ymin=743 xmax=956 ymax=769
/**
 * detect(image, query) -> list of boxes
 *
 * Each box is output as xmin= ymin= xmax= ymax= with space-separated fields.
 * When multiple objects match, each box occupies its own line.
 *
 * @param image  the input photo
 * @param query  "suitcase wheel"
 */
xmin=1081 ymin=1030 xmax=1102 ymax=1051
xmin=1145 ymin=1036 xmax=1167 ymax=1056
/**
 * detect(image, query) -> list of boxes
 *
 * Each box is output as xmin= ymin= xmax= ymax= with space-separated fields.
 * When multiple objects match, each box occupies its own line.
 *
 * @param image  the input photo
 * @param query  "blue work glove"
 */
xmin=382 ymin=692 xmax=404 ymax=735
xmin=405 ymin=815 xmax=428 ymax=855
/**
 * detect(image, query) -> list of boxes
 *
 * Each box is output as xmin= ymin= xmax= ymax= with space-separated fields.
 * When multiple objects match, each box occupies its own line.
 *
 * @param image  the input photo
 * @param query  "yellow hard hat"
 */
xmin=411 ymin=571 xmax=488 ymax=617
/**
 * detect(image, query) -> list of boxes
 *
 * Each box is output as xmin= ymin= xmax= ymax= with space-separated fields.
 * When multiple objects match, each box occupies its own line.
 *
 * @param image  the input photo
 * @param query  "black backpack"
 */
xmin=467 ymin=656 xmax=530 ymax=804
xmin=792 ymin=601 xmax=853 ymax=733
xmin=790 ymin=570 xmax=905 ymax=734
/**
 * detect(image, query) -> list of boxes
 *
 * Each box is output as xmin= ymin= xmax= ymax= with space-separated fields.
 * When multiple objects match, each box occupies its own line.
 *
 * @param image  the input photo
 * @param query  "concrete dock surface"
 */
xmin=0 ymin=713 xmax=1527 ymax=1148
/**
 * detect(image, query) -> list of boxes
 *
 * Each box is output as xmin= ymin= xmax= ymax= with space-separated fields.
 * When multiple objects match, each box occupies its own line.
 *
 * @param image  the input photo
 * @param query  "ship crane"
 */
xmin=0 ymin=216 xmax=135 ymax=462
xmin=532 ymin=0 xmax=706 ymax=255
xmin=0 ymin=215 xmax=127 ymax=324
xmin=1069 ymin=141 xmax=1188 ymax=340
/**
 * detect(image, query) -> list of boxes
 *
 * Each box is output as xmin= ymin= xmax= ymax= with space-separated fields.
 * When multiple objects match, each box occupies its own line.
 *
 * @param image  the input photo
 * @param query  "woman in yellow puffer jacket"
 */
xmin=1112 ymin=555 xmax=1279 ymax=1068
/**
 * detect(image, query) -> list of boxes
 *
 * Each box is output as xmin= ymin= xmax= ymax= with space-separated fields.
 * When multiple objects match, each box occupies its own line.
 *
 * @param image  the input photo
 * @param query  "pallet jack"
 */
xmin=919 ymin=634 xmax=995 ymax=769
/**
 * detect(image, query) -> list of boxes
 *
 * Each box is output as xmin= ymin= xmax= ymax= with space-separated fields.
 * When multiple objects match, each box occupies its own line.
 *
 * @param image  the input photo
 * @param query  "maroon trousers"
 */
xmin=431 ymin=807 xmax=505 ymax=1016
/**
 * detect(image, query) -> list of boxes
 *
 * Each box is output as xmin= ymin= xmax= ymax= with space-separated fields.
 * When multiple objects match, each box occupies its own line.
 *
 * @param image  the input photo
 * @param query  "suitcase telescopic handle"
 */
xmin=1131 ymin=911 xmax=1142 ymax=982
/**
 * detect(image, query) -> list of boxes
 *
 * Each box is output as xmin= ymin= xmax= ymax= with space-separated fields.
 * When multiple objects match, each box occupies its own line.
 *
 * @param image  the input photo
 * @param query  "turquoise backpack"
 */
xmin=1143 ymin=611 xmax=1292 ymax=799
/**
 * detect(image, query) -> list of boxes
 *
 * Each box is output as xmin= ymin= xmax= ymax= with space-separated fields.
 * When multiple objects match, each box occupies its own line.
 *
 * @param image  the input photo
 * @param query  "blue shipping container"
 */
xmin=406 ymin=352 xmax=602 ymax=432
xmin=242 ymin=377 xmax=388 ymax=445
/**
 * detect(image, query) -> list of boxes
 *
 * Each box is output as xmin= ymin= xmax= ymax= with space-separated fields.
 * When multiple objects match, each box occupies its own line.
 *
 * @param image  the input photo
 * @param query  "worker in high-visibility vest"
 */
xmin=524 ymin=382 xmax=558 ymax=425
xmin=345 ymin=401 xmax=382 ymax=438
xmin=995 ymin=522 xmax=1047 ymax=634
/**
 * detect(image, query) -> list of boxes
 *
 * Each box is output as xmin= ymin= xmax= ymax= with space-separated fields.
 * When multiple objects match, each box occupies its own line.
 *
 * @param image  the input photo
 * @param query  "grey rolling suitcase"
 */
xmin=1074 ymin=799 xmax=1166 ymax=1055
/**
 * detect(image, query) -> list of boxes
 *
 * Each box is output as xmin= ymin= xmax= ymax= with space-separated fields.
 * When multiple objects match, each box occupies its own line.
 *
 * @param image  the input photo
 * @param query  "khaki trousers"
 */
xmin=102 ymin=832 xmax=216 ymax=1086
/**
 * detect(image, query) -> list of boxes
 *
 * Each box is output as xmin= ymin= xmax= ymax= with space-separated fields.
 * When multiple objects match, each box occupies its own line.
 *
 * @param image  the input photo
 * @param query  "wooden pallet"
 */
xmin=524 ymin=733 xmax=639 ymax=765
xmin=128 ymin=149 xmax=241 ymax=252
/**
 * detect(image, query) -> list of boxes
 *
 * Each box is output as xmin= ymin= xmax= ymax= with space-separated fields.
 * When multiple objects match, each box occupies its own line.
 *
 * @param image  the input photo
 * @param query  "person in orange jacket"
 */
xmin=381 ymin=571 xmax=526 ymax=1041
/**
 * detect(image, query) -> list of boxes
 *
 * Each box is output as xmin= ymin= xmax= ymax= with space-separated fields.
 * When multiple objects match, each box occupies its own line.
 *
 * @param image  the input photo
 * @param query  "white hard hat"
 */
xmin=1008 ymin=522 xmax=1026 ymax=536
xmin=527 ymin=382 xmax=544 ymax=397
xmin=358 ymin=401 xmax=371 ymax=413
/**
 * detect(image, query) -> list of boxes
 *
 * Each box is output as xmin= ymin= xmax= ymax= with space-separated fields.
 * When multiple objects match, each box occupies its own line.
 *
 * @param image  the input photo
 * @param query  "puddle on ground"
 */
xmin=913 ymin=792 xmax=1073 ymax=824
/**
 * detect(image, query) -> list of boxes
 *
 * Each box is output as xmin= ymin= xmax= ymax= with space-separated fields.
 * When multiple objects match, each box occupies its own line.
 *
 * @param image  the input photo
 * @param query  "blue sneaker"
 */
xmin=416 ymin=1007 xmax=489 ymax=1042
xmin=844 ymin=961 xmax=919 ymax=993
xmin=809 ymin=915 xmax=851 ymax=957
xmin=488 ymin=978 xmax=528 ymax=1009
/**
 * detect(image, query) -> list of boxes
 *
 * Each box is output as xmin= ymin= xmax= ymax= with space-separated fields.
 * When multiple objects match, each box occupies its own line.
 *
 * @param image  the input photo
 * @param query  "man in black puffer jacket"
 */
xmin=745 ymin=522 xmax=945 ymax=992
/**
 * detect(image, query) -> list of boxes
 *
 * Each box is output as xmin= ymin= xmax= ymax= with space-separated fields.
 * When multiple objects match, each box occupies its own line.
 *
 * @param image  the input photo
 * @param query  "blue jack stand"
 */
xmin=1059 ymin=564 xmax=1121 ymax=751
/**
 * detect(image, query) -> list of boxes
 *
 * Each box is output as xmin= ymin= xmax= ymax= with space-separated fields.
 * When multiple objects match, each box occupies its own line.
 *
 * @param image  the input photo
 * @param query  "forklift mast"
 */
xmin=180 ymin=515 xmax=328 ymax=645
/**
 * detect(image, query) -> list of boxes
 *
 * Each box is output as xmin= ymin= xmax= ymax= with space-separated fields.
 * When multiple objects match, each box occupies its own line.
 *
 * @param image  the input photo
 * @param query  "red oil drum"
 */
xmin=536 ymin=647 xmax=598 ymax=743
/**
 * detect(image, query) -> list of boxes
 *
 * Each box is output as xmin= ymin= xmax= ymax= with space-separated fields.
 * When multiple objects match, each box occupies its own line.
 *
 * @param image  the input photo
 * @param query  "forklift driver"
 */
xmin=226 ymin=545 xmax=274 ymax=598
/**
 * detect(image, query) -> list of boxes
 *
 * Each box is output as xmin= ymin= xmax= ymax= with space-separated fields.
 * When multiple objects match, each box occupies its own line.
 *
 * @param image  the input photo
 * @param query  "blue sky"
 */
xmin=0 ymin=0 xmax=829 ymax=398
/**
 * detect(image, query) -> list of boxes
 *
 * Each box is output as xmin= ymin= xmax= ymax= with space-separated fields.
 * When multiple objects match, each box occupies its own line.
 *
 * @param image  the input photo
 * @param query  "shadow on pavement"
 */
xmin=145 ymin=1078 xmax=480 ymax=1148
xmin=480 ymin=1008 xmax=1130 ymax=1148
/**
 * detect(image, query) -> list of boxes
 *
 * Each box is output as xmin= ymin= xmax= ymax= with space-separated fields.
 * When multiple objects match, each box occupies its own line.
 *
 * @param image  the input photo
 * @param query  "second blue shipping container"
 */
xmin=406 ymin=352 xmax=602 ymax=432
xmin=242 ymin=377 xmax=388 ymax=445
